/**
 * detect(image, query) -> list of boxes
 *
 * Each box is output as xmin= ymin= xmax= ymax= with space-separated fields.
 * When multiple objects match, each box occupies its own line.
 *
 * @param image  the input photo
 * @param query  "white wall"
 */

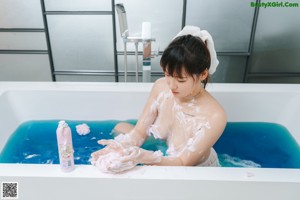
xmin=0 ymin=0 xmax=300 ymax=83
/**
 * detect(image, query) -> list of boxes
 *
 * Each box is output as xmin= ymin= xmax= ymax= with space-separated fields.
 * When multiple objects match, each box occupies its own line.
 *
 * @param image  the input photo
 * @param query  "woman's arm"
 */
xmin=91 ymin=78 xmax=166 ymax=162
xmin=114 ymin=78 xmax=166 ymax=147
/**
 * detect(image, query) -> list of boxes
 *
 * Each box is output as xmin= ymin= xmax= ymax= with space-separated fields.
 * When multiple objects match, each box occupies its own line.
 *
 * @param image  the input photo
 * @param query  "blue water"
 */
xmin=0 ymin=120 xmax=299 ymax=168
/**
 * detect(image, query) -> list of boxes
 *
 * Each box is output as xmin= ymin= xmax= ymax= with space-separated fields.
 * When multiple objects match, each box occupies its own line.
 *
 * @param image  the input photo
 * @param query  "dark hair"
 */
xmin=160 ymin=34 xmax=211 ymax=87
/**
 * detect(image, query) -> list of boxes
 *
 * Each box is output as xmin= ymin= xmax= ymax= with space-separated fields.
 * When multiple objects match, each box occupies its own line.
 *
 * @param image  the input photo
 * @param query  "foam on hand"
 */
xmin=142 ymin=22 xmax=152 ymax=39
xmin=91 ymin=139 xmax=163 ymax=173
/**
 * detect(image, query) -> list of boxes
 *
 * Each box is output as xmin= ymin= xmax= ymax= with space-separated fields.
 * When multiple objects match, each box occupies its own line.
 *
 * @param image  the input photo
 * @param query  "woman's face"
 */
xmin=164 ymin=68 xmax=204 ymax=102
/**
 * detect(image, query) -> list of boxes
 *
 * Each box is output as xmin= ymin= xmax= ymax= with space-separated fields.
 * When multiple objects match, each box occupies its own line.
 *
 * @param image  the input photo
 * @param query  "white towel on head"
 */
xmin=173 ymin=26 xmax=219 ymax=75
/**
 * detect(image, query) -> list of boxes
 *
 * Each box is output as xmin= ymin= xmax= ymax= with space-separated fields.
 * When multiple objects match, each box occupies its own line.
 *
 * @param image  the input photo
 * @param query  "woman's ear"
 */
xmin=200 ymin=69 xmax=209 ymax=81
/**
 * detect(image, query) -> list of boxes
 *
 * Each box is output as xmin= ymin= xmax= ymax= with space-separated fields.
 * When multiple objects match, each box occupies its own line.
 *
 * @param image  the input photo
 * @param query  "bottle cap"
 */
xmin=58 ymin=120 xmax=68 ymax=128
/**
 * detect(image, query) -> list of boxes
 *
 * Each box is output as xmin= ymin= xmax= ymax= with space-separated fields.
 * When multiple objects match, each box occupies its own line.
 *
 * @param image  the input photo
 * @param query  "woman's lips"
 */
xmin=172 ymin=91 xmax=178 ymax=95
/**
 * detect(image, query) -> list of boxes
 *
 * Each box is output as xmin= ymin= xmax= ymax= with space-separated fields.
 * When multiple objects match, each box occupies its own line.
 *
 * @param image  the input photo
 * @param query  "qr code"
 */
xmin=1 ymin=182 xmax=18 ymax=199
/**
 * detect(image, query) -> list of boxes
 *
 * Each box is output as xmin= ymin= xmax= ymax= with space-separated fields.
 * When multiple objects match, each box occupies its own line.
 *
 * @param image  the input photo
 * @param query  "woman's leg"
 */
xmin=197 ymin=148 xmax=220 ymax=167
xmin=113 ymin=122 xmax=135 ymax=134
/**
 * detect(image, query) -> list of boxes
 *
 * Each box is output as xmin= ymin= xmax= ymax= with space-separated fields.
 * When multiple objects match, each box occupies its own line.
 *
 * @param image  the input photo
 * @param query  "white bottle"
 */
xmin=56 ymin=120 xmax=75 ymax=172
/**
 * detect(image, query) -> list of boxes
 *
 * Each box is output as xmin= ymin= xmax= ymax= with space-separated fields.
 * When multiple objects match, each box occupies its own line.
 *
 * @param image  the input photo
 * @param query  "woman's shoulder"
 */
xmin=145 ymin=77 xmax=169 ymax=101
xmin=202 ymin=92 xmax=227 ymax=126
xmin=153 ymin=77 xmax=167 ymax=87
xmin=151 ymin=77 xmax=169 ymax=93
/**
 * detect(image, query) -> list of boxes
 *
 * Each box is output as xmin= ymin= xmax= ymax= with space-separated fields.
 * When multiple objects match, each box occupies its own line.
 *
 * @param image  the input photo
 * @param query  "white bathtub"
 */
xmin=0 ymin=82 xmax=299 ymax=200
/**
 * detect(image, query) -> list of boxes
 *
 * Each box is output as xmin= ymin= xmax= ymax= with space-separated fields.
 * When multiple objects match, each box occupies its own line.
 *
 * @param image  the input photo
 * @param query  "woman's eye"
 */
xmin=177 ymin=79 xmax=186 ymax=83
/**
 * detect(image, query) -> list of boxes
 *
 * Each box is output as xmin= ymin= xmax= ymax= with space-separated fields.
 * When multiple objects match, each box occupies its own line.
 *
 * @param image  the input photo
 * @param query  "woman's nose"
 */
xmin=168 ymin=78 xmax=177 ymax=90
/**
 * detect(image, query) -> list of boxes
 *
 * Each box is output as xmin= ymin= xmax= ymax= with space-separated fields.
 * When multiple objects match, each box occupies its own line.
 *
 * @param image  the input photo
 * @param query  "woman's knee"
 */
xmin=114 ymin=122 xmax=134 ymax=134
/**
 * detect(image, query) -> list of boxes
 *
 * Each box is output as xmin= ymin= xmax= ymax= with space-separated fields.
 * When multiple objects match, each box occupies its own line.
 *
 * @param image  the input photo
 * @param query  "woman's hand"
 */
xmin=91 ymin=139 xmax=163 ymax=173
xmin=91 ymin=139 xmax=141 ymax=173
xmin=90 ymin=139 xmax=126 ymax=165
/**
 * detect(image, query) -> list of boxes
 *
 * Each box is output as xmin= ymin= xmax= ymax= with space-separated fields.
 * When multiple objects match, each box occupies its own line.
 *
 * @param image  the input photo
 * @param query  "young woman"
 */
xmin=91 ymin=26 xmax=226 ymax=173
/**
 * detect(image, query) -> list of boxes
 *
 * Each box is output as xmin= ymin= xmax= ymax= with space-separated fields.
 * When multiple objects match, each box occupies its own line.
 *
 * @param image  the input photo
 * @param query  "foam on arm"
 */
xmin=115 ymin=78 xmax=166 ymax=147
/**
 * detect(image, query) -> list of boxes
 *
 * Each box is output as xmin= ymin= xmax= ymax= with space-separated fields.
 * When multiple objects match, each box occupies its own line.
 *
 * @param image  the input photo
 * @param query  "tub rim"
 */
xmin=0 ymin=81 xmax=299 ymax=183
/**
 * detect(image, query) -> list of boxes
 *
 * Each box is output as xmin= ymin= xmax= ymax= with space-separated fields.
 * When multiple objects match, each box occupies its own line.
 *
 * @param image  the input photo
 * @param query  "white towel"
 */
xmin=173 ymin=26 xmax=219 ymax=75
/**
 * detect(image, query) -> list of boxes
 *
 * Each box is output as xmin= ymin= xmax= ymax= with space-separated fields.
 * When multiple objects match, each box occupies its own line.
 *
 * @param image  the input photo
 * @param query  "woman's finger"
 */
xmin=91 ymin=146 xmax=111 ymax=158
xmin=97 ymin=139 xmax=114 ymax=145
